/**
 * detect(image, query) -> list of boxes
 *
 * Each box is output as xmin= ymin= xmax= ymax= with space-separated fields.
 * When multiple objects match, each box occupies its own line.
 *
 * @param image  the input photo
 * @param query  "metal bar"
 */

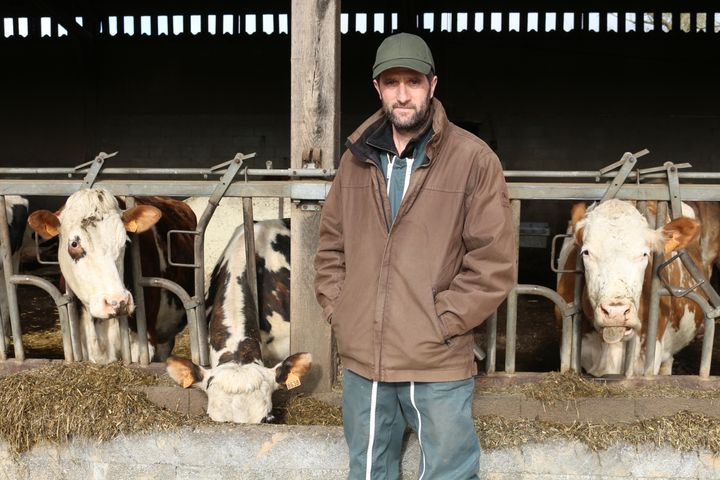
xmin=8 ymin=274 xmax=74 ymax=362
xmin=624 ymin=335 xmax=640 ymax=378
xmin=80 ymin=151 xmax=115 ymax=189
xmin=191 ymin=154 xmax=248 ymax=366
xmin=665 ymin=163 xmax=684 ymax=218
xmin=572 ymin=251 xmax=585 ymax=373
xmin=65 ymin=287 xmax=82 ymax=361
xmin=4 ymin=166 xmax=720 ymax=181
xmin=643 ymin=201 xmax=667 ymax=376
xmin=125 ymin=197 xmax=150 ymax=365
xmin=0 ymin=180 xmax=333 ymax=200
xmin=600 ymin=152 xmax=637 ymax=202
xmin=5 ymin=179 xmax=720 ymax=202
xmin=514 ymin=284 xmax=577 ymax=373
xmin=0 ymin=196 xmax=24 ymax=362
xmin=504 ymin=199 xmax=521 ymax=373
xmin=0 ymin=167 xmax=336 ymax=178
xmin=655 ymin=288 xmax=718 ymax=378
xmin=242 ymin=198 xmax=261 ymax=343
xmin=485 ymin=311 xmax=497 ymax=374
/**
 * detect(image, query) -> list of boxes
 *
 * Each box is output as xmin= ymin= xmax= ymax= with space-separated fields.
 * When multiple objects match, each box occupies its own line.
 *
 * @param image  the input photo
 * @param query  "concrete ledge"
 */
xmin=1 ymin=424 xmax=719 ymax=479
xmin=143 ymin=386 xmax=720 ymax=424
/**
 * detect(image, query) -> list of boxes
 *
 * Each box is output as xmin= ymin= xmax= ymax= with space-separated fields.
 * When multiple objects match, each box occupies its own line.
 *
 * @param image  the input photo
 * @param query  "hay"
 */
xmin=487 ymin=371 xmax=720 ymax=403
xmin=0 ymin=362 xmax=206 ymax=454
xmin=475 ymin=411 xmax=720 ymax=453
xmin=281 ymin=394 xmax=343 ymax=426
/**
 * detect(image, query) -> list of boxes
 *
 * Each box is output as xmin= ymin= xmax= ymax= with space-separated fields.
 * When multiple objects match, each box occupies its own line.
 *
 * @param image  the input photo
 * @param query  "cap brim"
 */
xmin=373 ymin=58 xmax=433 ymax=78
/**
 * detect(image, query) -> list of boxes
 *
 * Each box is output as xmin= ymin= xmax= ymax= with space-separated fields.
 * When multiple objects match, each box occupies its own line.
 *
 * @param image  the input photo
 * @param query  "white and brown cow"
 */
xmin=1 ymin=196 xmax=29 ymax=344
xmin=167 ymin=219 xmax=311 ymax=423
xmin=557 ymin=199 xmax=720 ymax=376
xmin=27 ymin=188 xmax=196 ymax=363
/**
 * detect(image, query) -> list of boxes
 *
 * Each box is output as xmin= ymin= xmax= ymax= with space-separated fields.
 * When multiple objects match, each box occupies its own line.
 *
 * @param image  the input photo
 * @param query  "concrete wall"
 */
xmin=1 ymin=425 xmax=718 ymax=479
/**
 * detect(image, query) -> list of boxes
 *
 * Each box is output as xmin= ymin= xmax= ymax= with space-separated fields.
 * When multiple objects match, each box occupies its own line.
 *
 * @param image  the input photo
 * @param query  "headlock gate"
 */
xmin=0 ymin=150 xmax=719 ymax=388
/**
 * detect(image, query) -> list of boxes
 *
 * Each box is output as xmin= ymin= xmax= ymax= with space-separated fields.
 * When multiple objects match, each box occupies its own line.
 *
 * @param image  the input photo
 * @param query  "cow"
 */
xmin=557 ymin=199 xmax=720 ymax=376
xmin=166 ymin=219 xmax=312 ymax=423
xmin=1 ymin=196 xmax=29 ymax=345
xmin=27 ymin=188 xmax=196 ymax=364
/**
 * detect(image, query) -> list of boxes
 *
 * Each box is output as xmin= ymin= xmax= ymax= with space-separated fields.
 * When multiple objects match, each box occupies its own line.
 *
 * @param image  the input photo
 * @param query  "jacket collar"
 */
xmin=346 ymin=98 xmax=449 ymax=166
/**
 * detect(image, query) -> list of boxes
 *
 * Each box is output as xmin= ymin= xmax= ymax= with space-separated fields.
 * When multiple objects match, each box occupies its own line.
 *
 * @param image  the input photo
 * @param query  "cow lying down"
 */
xmin=557 ymin=199 xmax=720 ymax=376
xmin=167 ymin=219 xmax=312 ymax=423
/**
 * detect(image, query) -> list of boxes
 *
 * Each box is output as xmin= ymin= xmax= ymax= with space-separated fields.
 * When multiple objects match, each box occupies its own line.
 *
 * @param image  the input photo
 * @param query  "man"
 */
xmin=314 ymin=32 xmax=516 ymax=479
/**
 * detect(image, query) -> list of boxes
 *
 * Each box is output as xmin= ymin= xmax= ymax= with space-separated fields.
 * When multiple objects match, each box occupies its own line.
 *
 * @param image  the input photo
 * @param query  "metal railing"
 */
xmin=1 ymin=152 xmax=719 ymax=382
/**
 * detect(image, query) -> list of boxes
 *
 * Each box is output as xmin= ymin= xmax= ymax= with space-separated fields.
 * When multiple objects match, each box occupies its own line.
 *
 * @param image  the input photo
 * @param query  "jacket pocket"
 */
xmin=432 ymin=287 xmax=452 ymax=346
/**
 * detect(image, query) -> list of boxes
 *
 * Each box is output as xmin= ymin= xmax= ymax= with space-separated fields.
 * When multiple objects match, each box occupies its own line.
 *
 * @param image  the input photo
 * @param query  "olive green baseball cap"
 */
xmin=372 ymin=33 xmax=435 ymax=78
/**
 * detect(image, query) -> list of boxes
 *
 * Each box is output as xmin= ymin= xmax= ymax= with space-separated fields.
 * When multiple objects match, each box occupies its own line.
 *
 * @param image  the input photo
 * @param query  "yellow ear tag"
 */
xmin=664 ymin=237 xmax=680 ymax=255
xmin=285 ymin=372 xmax=302 ymax=390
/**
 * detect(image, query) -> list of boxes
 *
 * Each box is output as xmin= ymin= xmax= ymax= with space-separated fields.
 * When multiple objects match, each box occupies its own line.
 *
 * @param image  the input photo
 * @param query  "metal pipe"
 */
xmin=9 ymin=274 xmax=74 ymax=362
xmin=65 ymin=287 xmax=82 ymax=361
xmin=504 ymin=200 xmax=521 ymax=373
xmin=125 ymin=197 xmax=151 ymax=365
xmin=572 ymin=252 xmax=585 ymax=373
xmin=3 ymin=166 xmax=720 ymax=181
xmin=643 ymin=201 xmax=667 ymax=376
xmin=242 ymin=198 xmax=261 ymax=341
xmin=7 ymin=179 xmax=720 ymax=202
xmin=514 ymin=284 xmax=577 ymax=373
xmin=0 ymin=167 xmax=336 ymax=178
xmin=0 ymin=196 xmax=24 ymax=361
xmin=485 ymin=311 xmax=497 ymax=374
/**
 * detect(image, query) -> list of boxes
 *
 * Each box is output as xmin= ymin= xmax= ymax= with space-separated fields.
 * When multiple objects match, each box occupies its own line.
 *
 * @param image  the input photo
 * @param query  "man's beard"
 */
xmin=383 ymin=95 xmax=432 ymax=134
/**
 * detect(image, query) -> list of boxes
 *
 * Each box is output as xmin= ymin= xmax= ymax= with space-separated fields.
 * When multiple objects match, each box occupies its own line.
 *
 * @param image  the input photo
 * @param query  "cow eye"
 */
xmin=581 ymin=249 xmax=589 ymax=256
xmin=68 ymin=237 xmax=86 ymax=262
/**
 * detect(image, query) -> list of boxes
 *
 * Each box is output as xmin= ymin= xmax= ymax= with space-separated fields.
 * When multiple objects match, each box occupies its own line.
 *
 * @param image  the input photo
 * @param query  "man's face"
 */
xmin=373 ymin=67 xmax=437 ymax=134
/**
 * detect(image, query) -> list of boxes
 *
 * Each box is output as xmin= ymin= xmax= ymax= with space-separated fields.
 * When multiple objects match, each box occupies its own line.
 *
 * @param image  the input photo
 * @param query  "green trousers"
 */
xmin=342 ymin=369 xmax=480 ymax=480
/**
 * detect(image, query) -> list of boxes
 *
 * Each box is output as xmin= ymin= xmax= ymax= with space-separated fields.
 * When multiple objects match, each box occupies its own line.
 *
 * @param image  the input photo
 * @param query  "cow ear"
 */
xmin=275 ymin=352 xmax=312 ymax=389
xmin=166 ymin=356 xmax=205 ymax=389
xmin=661 ymin=217 xmax=701 ymax=254
xmin=122 ymin=206 xmax=162 ymax=233
xmin=28 ymin=210 xmax=61 ymax=240
xmin=570 ymin=203 xmax=587 ymax=244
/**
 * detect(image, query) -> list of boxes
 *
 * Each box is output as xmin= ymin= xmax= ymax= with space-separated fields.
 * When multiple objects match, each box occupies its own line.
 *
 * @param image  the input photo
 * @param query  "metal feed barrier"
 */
xmin=1 ymin=151 xmax=719 ymax=383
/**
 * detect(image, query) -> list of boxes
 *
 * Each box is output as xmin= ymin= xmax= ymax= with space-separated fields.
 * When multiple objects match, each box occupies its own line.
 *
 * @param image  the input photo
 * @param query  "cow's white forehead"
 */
xmin=59 ymin=189 xmax=121 ymax=225
xmin=579 ymin=200 xmax=658 ymax=251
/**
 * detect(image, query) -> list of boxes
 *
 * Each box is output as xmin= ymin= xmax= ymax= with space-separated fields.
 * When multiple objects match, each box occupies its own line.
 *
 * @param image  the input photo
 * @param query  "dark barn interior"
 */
xmin=1 ymin=0 xmax=719 ymax=373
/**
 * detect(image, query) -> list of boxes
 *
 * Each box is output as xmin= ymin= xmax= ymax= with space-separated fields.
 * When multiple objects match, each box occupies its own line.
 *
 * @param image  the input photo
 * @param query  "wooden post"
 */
xmin=290 ymin=0 xmax=340 ymax=393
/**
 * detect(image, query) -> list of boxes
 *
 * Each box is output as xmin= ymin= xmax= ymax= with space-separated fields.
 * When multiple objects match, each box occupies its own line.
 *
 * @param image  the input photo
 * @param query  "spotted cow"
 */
xmin=27 ymin=188 xmax=196 ymax=363
xmin=1 ymin=196 xmax=29 ymax=344
xmin=557 ymin=199 xmax=720 ymax=376
xmin=166 ymin=219 xmax=311 ymax=423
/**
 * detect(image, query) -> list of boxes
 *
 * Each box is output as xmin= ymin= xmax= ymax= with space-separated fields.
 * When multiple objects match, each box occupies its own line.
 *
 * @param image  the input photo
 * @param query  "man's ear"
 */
xmin=28 ymin=210 xmax=61 ymax=240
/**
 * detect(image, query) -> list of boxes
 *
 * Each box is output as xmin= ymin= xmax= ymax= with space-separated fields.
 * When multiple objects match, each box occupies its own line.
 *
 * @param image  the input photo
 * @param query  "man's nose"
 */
xmin=396 ymin=83 xmax=409 ymax=102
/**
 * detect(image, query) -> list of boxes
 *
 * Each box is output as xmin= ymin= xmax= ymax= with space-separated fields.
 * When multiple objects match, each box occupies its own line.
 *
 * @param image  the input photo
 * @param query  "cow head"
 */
xmin=166 ymin=353 xmax=312 ymax=423
xmin=572 ymin=200 xmax=700 ymax=343
xmin=27 ymin=188 xmax=162 ymax=319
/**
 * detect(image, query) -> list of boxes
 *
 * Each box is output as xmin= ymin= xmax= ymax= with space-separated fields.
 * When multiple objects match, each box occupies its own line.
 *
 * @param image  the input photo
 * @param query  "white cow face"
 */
xmin=167 ymin=353 xmax=312 ymax=423
xmin=573 ymin=200 xmax=700 ymax=342
xmin=28 ymin=189 xmax=161 ymax=319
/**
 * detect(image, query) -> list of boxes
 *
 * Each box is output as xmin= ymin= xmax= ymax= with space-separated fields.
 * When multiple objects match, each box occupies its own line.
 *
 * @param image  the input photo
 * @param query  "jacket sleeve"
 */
xmin=313 ymin=162 xmax=346 ymax=324
xmin=434 ymin=151 xmax=517 ymax=338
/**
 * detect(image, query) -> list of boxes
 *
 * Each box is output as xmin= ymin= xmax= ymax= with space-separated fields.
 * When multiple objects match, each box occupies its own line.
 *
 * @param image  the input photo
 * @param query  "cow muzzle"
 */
xmin=92 ymin=291 xmax=135 ymax=318
xmin=594 ymin=301 xmax=640 ymax=344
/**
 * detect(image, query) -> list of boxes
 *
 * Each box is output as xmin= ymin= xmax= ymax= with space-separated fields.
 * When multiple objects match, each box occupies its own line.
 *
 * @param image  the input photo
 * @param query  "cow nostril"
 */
xmin=624 ymin=308 xmax=631 ymax=317
xmin=601 ymin=306 xmax=610 ymax=316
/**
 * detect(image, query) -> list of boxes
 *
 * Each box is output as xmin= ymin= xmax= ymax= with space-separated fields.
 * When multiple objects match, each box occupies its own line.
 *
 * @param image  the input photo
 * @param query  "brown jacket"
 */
xmin=314 ymin=99 xmax=516 ymax=382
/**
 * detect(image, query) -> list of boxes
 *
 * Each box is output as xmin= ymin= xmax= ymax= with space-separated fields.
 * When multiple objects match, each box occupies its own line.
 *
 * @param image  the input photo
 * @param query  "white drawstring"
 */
xmin=386 ymin=153 xmax=414 ymax=198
